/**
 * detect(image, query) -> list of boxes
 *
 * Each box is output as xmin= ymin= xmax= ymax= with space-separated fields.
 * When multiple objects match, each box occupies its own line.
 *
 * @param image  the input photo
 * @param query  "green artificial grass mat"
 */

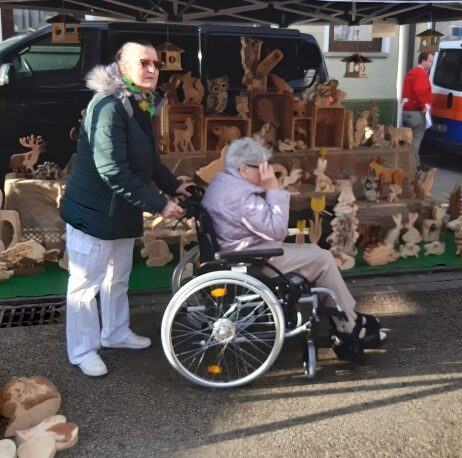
xmin=1 ymin=232 xmax=461 ymax=299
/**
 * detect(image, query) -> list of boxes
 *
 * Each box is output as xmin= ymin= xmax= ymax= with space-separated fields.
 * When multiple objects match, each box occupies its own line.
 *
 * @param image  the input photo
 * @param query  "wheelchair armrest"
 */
xmin=215 ymin=248 xmax=284 ymax=262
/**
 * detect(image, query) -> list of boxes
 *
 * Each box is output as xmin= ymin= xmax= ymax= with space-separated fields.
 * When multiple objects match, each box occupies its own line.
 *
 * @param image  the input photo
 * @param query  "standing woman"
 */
xmin=60 ymin=41 xmax=191 ymax=376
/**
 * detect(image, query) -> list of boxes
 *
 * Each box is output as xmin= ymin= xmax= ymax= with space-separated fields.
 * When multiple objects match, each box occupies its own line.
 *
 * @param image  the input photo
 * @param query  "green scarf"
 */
xmin=122 ymin=75 xmax=156 ymax=117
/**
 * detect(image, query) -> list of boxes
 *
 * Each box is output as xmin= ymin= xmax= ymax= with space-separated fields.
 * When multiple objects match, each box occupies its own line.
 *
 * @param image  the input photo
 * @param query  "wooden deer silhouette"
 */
xmin=173 ymin=118 xmax=195 ymax=152
xmin=10 ymin=135 xmax=47 ymax=175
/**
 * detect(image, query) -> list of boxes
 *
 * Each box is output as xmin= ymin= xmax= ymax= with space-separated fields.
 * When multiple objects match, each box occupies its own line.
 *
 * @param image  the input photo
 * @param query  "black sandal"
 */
xmin=356 ymin=312 xmax=381 ymax=330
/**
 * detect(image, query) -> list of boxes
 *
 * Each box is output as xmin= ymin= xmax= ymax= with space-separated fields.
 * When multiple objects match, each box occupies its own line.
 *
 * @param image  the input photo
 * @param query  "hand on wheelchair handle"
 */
xmin=161 ymin=200 xmax=184 ymax=218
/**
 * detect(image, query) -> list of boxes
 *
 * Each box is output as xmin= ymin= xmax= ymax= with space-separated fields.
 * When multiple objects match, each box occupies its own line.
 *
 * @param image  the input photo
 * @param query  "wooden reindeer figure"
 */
xmin=173 ymin=118 xmax=195 ymax=153
xmin=10 ymin=135 xmax=47 ymax=175
xmin=369 ymin=156 xmax=407 ymax=196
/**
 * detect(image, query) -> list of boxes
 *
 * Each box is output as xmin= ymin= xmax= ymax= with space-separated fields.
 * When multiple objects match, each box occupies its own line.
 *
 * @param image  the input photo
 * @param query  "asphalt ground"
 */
xmin=1 ymin=283 xmax=461 ymax=458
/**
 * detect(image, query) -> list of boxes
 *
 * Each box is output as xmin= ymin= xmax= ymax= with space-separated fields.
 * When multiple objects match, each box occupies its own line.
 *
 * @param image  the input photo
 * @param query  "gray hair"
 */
xmin=115 ymin=41 xmax=155 ymax=67
xmin=224 ymin=137 xmax=272 ymax=169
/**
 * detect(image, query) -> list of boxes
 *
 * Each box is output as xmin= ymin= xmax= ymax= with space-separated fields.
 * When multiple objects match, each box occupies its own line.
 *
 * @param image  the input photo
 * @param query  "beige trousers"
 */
xmin=267 ymin=243 xmax=356 ymax=321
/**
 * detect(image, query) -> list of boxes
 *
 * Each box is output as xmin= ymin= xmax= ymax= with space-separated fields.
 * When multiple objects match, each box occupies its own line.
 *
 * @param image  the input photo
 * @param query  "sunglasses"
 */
xmin=245 ymin=164 xmax=260 ymax=169
xmin=136 ymin=59 xmax=164 ymax=70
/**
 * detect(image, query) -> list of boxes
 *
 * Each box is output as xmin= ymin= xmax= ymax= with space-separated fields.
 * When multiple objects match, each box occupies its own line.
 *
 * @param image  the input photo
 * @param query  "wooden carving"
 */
xmin=384 ymin=214 xmax=403 ymax=247
xmin=178 ymin=72 xmax=205 ymax=104
xmin=255 ymin=49 xmax=284 ymax=91
xmin=448 ymin=185 xmax=461 ymax=220
xmin=293 ymin=92 xmax=308 ymax=117
xmin=212 ymin=125 xmax=241 ymax=150
xmin=399 ymin=212 xmax=421 ymax=258
xmin=206 ymin=75 xmax=229 ymax=115
xmin=419 ymin=168 xmax=436 ymax=197
xmin=240 ymin=36 xmax=263 ymax=90
xmin=140 ymin=234 xmax=173 ymax=267
xmin=421 ymin=206 xmax=446 ymax=242
xmin=269 ymin=73 xmax=293 ymax=94
xmin=0 ymin=439 xmax=16 ymax=457
xmin=0 ymin=376 xmax=61 ymax=437
xmin=10 ymin=135 xmax=47 ymax=175
xmin=160 ymin=75 xmax=181 ymax=104
xmin=363 ymin=243 xmax=400 ymax=265
xmin=369 ymin=156 xmax=407 ymax=192
xmin=277 ymin=138 xmax=297 ymax=152
xmin=16 ymin=415 xmax=78 ymax=451
xmin=423 ymin=241 xmax=445 ymax=256
xmin=354 ymin=111 xmax=369 ymax=148
xmin=17 ymin=435 xmax=57 ymax=458
xmin=314 ymin=157 xmax=335 ymax=193
xmin=195 ymin=146 xmax=227 ymax=184
xmin=387 ymin=183 xmax=402 ymax=202
xmin=385 ymin=126 xmax=412 ymax=148
xmin=173 ymin=117 xmax=194 ymax=152
xmin=329 ymin=80 xmax=346 ymax=106
xmin=235 ymin=93 xmax=249 ymax=119
xmin=1 ymin=240 xmax=46 ymax=265
xmin=0 ymin=209 xmax=22 ymax=251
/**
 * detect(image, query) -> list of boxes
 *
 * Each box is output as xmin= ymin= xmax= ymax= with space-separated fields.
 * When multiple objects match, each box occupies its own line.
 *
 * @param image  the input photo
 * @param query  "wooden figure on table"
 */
xmin=354 ymin=110 xmax=369 ymax=148
xmin=10 ymin=135 xmax=47 ymax=176
xmin=178 ymin=71 xmax=205 ymax=104
xmin=235 ymin=93 xmax=249 ymax=119
xmin=206 ymin=75 xmax=229 ymax=115
xmin=212 ymin=125 xmax=241 ymax=150
xmin=363 ymin=243 xmax=400 ymax=266
xmin=362 ymin=173 xmax=380 ymax=202
xmin=277 ymin=138 xmax=297 ymax=152
xmin=384 ymin=214 xmax=403 ymax=248
xmin=423 ymin=241 xmax=445 ymax=256
xmin=160 ymin=75 xmax=182 ymax=104
xmin=387 ymin=183 xmax=403 ymax=202
xmin=399 ymin=212 xmax=421 ymax=258
xmin=293 ymin=92 xmax=308 ymax=117
xmin=314 ymin=156 xmax=335 ymax=193
xmin=421 ymin=206 xmax=446 ymax=242
xmin=385 ymin=126 xmax=412 ymax=149
xmin=368 ymin=156 xmax=407 ymax=196
xmin=173 ymin=117 xmax=195 ymax=153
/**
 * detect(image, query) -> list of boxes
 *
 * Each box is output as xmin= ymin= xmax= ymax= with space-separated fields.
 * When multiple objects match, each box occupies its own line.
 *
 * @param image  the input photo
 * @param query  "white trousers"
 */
xmin=65 ymin=224 xmax=135 ymax=365
xmin=268 ymin=243 xmax=356 ymax=321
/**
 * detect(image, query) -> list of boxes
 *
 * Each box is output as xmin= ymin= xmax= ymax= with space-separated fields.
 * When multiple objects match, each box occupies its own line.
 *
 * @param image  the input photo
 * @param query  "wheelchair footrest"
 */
xmin=317 ymin=305 xmax=348 ymax=321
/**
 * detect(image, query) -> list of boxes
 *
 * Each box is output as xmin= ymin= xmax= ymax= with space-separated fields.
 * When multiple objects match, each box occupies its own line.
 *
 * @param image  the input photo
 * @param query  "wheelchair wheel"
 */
xmin=171 ymin=245 xmax=200 ymax=293
xmin=162 ymin=271 xmax=285 ymax=388
xmin=303 ymin=339 xmax=316 ymax=379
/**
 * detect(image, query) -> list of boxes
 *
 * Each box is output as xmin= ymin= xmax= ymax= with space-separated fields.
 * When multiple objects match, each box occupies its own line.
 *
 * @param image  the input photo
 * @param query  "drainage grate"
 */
xmin=0 ymin=296 xmax=65 ymax=328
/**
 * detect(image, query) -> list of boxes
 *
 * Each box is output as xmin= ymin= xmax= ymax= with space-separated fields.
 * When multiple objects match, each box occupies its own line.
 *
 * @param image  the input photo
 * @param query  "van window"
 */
xmin=8 ymin=28 xmax=100 ymax=86
xmin=433 ymin=49 xmax=462 ymax=91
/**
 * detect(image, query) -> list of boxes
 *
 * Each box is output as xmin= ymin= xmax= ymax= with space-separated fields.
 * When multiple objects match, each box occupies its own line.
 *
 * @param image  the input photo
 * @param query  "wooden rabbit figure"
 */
xmin=400 ymin=212 xmax=421 ymax=258
xmin=384 ymin=214 xmax=402 ymax=248
xmin=314 ymin=157 xmax=335 ymax=193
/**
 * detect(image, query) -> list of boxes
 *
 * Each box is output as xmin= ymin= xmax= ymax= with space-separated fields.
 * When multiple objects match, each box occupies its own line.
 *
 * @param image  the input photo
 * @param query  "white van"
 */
xmin=424 ymin=40 xmax=462 ymax=153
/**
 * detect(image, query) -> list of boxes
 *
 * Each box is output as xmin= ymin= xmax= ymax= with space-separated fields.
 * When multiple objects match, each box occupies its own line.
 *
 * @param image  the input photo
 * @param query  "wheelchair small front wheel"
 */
xmin=162 ymin=271 xmax=285 ymax=388
xmin=303 ymin=339 xmax=316 ymax=379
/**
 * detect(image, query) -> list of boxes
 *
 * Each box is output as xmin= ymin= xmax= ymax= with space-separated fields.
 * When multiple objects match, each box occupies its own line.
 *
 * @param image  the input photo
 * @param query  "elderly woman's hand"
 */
xmin=258 ymin=161 xmax=279 ymax=190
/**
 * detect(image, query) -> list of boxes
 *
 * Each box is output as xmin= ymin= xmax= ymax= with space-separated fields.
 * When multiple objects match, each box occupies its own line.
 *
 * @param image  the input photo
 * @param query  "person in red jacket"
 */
xmin=402 ymin=52 xmax=433 ymax=170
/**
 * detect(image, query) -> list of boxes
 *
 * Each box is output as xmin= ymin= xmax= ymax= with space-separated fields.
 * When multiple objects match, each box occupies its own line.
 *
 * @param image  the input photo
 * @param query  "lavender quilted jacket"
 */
xmin=201 ymin=169 xmax=290 ymax=251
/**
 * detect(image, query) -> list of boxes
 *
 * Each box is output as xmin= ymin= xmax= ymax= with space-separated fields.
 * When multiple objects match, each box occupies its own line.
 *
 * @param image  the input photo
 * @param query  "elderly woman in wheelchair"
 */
xmin=161 ymin=137 xmax=385 ymax=388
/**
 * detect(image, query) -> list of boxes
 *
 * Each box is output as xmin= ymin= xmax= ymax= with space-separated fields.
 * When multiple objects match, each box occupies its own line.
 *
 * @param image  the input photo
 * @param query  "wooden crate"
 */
xmin=250 ymin=93 xmax=293 ymax=140
xmin=205 ymin=117 xmax=250 ymax=152
xmin=313 ymin=106 xmax=345 ymax=149
xmin=161 ymin=104 xmax=204 ymax=154
xmin=292 ymin=117 xmax=312 ymax=149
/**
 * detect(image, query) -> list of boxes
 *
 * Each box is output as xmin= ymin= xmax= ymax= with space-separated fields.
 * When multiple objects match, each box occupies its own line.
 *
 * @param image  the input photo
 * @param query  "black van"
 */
xmin=0 ymin=21 xmax=327 ymax=179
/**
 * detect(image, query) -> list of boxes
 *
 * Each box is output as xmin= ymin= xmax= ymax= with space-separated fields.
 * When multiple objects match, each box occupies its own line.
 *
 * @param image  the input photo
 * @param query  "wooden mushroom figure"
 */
xmin=16 ymin=415 xmax=79 ymax=451
xmin=17 ymin=435 xmax=57 ymax=458
xmin=0 ymin=376 xmax=61 ymax=437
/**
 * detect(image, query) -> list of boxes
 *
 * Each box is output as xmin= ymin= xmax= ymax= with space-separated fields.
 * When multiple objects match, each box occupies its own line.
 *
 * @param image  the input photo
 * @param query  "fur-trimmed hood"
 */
xmin=86 ymin=63 xmax=134 ymax=116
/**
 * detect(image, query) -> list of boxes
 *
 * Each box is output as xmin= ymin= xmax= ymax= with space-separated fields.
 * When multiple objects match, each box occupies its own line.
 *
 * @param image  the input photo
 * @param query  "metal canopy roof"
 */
xmin=1 ymin=1 xmax=462 ymax=26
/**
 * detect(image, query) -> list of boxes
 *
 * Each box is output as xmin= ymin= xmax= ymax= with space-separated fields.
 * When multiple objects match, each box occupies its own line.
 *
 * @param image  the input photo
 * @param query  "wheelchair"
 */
xmin=161 ymin=187 xmax=350 ymax=389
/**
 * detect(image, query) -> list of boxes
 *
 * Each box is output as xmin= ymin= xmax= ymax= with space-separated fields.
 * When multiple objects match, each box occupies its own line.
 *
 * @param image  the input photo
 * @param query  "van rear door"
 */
xmin=428 ymin=42 xmax=462 ymax=147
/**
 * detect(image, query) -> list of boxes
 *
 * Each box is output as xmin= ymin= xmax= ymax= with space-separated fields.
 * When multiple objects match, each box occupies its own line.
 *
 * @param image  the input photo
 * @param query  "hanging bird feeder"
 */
xmin=342 ymin=53 xmax=372 ymax=78
xmin=46 ymin=14 xmax=80 ymax=44
xmin=156 ymin=42 xmax=184 ymax=71
xmin=416 ymin=26 xmax=444 ymax=54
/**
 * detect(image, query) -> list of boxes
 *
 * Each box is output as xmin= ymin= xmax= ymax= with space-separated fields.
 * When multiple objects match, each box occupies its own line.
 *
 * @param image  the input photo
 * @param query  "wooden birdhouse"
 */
xmin=416 ymin=27 xmax=444 ymax=53
xmin=156 ymin=42 xmax=184 ymax=71
xmin=342 ymin=53 xmax=372 ymax=78
xmin=46 ymin=14 xmax=80 ymax=44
